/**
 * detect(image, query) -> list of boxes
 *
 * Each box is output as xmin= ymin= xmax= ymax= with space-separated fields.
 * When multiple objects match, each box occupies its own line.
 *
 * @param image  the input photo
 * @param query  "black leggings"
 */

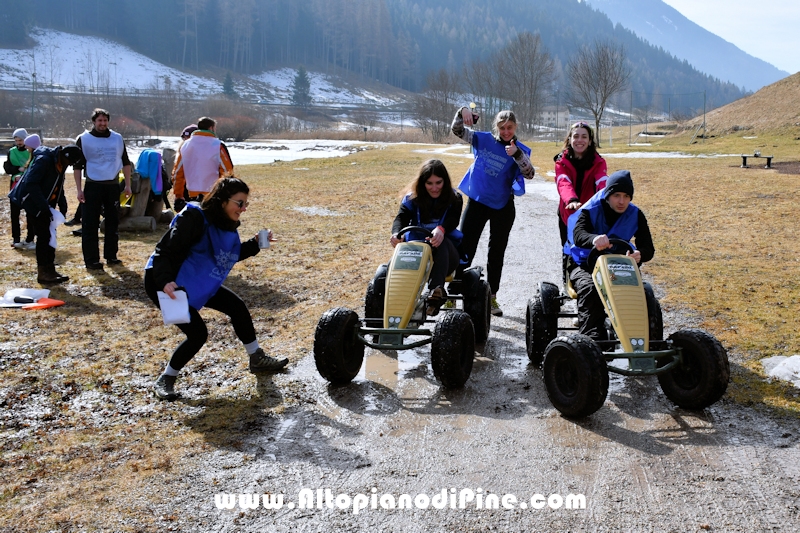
xmin=458 ymin=197 xmax=515 ymax=295
xmin=145 ymin=270 xmax=257 ymax=371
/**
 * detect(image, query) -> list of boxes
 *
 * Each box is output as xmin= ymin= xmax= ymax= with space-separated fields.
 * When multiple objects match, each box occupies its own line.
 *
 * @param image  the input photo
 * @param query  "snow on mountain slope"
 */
xmin=0 ymin=28 xmax=405 ymax=106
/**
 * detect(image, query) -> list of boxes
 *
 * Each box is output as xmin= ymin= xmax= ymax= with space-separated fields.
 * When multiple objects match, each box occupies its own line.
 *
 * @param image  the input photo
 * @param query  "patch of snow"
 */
xmin=0 ymin=28 xmax=220 ymax=94
xmin=290 ymin=206 xmax=346 ymax=217
xmin=762 ymin=355 xmax=800 ymax=389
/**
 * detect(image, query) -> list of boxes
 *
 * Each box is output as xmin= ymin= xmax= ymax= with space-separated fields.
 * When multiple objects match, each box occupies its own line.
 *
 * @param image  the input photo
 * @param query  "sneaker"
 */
xmin=22 ymin=241 xmax=36 ymax=250
xmin=490 ymin=296 xmax=503 ymax=317
xmin=12 ymin=241 xmax=23 ymax=249
xmin=249 ymin=348 xmax=288 ymax=373
xmin=153 ymin=374 xmax=178 ymax=400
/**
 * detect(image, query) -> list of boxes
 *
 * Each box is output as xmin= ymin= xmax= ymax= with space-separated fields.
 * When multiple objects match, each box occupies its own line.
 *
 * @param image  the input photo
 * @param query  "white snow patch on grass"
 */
xmin=762 ymin=355 xmax=800 ymax=389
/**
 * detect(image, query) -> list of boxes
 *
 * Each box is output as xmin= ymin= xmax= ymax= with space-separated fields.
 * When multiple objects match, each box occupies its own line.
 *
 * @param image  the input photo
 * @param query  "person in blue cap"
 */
xmin=564 ymin=170 xmax=655 ymax=340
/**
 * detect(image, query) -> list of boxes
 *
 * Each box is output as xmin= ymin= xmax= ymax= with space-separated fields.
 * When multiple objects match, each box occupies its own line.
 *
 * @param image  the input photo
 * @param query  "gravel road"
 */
xmin=161 ymin=179 xmax=800 ymax=532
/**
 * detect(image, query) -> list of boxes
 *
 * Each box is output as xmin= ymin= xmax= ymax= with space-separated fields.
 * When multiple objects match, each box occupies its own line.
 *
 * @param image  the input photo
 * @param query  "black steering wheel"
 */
xmin=396 ymin=226 xmax=433 ymax=244
xmin=586 ymin=237 xmax=636 ymax=271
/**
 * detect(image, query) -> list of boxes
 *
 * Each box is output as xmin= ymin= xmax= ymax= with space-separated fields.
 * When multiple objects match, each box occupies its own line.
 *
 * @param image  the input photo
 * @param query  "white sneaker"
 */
xmin=13 ymin=241 xmax=25 ymax=249
xmin=23 ymin=241 xmax=36 ymax=250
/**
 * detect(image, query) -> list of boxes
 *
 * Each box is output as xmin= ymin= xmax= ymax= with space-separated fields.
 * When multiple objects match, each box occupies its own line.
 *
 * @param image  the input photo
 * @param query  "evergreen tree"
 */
xmin=291 ymin=66 xmax=312 ymax=108
xmin=223 ymin=72 xmax=237 ymax=98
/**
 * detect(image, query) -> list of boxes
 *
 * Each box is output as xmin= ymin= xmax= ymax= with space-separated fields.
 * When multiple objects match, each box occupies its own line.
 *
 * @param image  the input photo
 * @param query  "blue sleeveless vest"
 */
xmin=564 ymin=190 xmax=639 ymax=266
xmin=401 ymin=194 xmax=463 ymax=246
xmin=457 ymin=131 xmax=531 ymax=209
xmin=147 ymin=203 xmax=241 ymax=309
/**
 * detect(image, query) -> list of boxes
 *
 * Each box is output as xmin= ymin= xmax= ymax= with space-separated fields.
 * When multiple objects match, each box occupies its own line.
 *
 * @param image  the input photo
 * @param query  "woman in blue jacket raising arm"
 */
xmin=452 ymin=107 xmax=535 ymax=316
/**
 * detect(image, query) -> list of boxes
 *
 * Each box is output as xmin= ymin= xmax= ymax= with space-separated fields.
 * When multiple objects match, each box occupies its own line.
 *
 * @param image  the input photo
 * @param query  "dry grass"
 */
xmin=1 ymin=136 xmax=799 ymax=530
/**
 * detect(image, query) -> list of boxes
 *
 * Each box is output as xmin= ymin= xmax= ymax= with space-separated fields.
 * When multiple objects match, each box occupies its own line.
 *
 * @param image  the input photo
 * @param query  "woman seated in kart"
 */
xmin=390 ymin=159 xmax=463 ymax=315
xmin=564 ymin=170 xmax=655 ymax=340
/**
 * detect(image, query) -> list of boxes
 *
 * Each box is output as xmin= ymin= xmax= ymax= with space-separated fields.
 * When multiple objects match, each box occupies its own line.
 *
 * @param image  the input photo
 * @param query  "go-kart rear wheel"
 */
xmin=644 ymin=281 xmax=663 ymax=341
xmin=314 ymin=307 xmax=365 ymax=384
xmin=657 ymin=329 xmax=729 ymax=409
xmin=526 ymin=296 xmax=556 ymax=366
xmin=542 ymin=334 xmax=609 ymax=418
xmin=462 ymin=269 xmax=490 ymax=343
xmin=431 ymin=311 xmax=475 ymax=389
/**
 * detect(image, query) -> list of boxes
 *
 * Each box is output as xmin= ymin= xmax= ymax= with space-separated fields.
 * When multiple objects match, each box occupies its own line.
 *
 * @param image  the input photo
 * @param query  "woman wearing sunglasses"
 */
xmin=554 ymin=121 xmax=608 ymax=282
xmin=144 ymin=176 xmax=287 ymax=400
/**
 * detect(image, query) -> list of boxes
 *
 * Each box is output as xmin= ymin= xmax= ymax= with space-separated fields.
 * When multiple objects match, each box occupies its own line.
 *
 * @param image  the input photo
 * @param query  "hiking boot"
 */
xmin=37 ymin=265 xmax=69 ymax=284
xmin=249 ymin=348 xmax=288 ymax=373
xmin=426 ymin=286 xmax=446 ymax=316
xmin=490 ymin=296 xmax=503 ymax=317
xmin=153 ymin=374 xmax=178 ymax=400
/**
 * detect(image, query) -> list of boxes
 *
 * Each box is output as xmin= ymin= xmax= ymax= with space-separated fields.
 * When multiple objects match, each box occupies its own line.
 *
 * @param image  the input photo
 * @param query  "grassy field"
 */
xmin=1 ymin=131 xmax=799 ymax=529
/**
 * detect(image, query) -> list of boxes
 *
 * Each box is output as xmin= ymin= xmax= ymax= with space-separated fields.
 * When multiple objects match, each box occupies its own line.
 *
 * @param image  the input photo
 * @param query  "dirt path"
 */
xmin=165 ymin=180 xmax=800 ymax=532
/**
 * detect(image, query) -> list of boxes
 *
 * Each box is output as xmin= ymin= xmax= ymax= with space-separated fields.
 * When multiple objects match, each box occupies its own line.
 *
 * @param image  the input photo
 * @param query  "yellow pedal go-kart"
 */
xmin=314 ymin=226 xmax=491 ymax=389
xmin=526 ymin=238 xmax=730 ymax=417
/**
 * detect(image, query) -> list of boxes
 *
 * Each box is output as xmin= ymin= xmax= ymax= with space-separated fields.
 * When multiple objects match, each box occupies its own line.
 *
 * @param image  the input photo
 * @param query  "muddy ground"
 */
xmin=125 ymin=180 xmax=800 ymax=532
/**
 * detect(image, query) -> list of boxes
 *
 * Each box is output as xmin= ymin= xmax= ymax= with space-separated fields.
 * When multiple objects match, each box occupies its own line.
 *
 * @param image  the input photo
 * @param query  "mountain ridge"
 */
xmin=586 ymin=0 xmax=788 ymax=91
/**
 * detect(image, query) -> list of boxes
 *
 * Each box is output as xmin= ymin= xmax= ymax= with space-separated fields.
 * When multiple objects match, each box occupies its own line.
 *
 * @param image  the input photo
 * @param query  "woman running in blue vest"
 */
xmin=144 ymin=176 xmax=288 ymax=400
xmin=451 ymin=106 xmax=535 ymax=316
xmin=564 ymin=170 xmax=655 ymax=340
xmin=390 ymin=159 xmax=463 ymax=315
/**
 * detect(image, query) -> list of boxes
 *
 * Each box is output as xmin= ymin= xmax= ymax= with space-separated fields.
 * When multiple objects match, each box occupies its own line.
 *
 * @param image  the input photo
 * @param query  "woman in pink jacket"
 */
xmin=554 ymin=122 xmax=608 ymax=281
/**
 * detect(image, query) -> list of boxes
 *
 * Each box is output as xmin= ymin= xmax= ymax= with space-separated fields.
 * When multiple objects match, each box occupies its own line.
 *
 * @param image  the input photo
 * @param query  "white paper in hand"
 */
xmin=157 ymin=290 xmax=191 ymax=325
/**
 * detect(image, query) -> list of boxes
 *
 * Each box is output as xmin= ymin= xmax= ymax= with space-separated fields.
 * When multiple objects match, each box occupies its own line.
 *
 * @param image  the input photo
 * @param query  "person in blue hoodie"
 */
xmin=144 ymin=176 xmax=288 ymax=400
xmin=565 ymin=170 xmax=655 ymax=340
xmin=451 ymin=106 xmax=535 ymax=316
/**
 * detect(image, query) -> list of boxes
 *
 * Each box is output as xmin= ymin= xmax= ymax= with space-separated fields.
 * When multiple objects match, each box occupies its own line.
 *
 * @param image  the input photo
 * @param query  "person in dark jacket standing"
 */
xmin=8 ymin=145 xmax=85 ymax=284
xmin=452 ymin=106 xmax=535 ymax=316
xmin=145 ymin=176 xmax=288 ymax=400
xmin=73 ymin=108 xmax=132 ymax=270
xmin=390 ymin=159 xmax=463 ymax=315
xmin=565 ymin=170 xmax=655 ymax=340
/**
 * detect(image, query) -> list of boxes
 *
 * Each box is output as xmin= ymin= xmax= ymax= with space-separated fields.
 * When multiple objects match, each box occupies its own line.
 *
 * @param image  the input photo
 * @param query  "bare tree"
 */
xmin=412 ymin=68 xmax=461 ymax=143
xmin=566 ymin=39 xmax=630 ymax=147
xmin=493 ymin=32 xmax=556 ymax=134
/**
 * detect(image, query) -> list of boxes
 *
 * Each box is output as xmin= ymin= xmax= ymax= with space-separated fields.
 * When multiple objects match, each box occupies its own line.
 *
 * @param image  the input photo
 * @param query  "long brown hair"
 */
xmin=405 ymin=159 xmax=457 ymax=221
xmin=561 ymin=121 xmax=597 ymax=160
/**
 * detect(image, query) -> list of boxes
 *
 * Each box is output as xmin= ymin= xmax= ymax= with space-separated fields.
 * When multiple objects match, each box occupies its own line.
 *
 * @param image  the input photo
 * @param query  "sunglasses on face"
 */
xmin=231 ymin=199 xmax=249 ymax=209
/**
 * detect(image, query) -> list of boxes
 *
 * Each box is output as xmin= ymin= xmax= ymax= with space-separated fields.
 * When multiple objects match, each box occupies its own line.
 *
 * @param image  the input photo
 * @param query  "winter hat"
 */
xmin=59 ymin=145 xmax=85 ymax=167
xmin=12 ymin=128 xmax=28 ymax=140
xmin=604 ymin=170 xmax=634 ymax=200
xmin=181 ymin=124 xmax=198 ymax=139
xmin=24 ymin=134 xmax=41 ymax=150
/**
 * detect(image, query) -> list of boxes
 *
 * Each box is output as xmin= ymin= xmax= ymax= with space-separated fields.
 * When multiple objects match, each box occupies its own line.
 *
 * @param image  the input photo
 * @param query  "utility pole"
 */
xmin=628 ymin=90 xmax=632 ymax=145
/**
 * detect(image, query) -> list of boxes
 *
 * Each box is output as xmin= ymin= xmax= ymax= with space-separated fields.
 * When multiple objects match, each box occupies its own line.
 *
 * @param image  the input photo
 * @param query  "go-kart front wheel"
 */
xmin=431 ymin=311 xmax=475 ymax=389
xmin=657 ymin=329 xmax=729 ymax=409
xmin=314 ymin=307 xmax=365 ymax=384
xmin=542 ymin=334 xmax=609 ymax=418
xmin=525 ymin=291 xmax=558 ymax=366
